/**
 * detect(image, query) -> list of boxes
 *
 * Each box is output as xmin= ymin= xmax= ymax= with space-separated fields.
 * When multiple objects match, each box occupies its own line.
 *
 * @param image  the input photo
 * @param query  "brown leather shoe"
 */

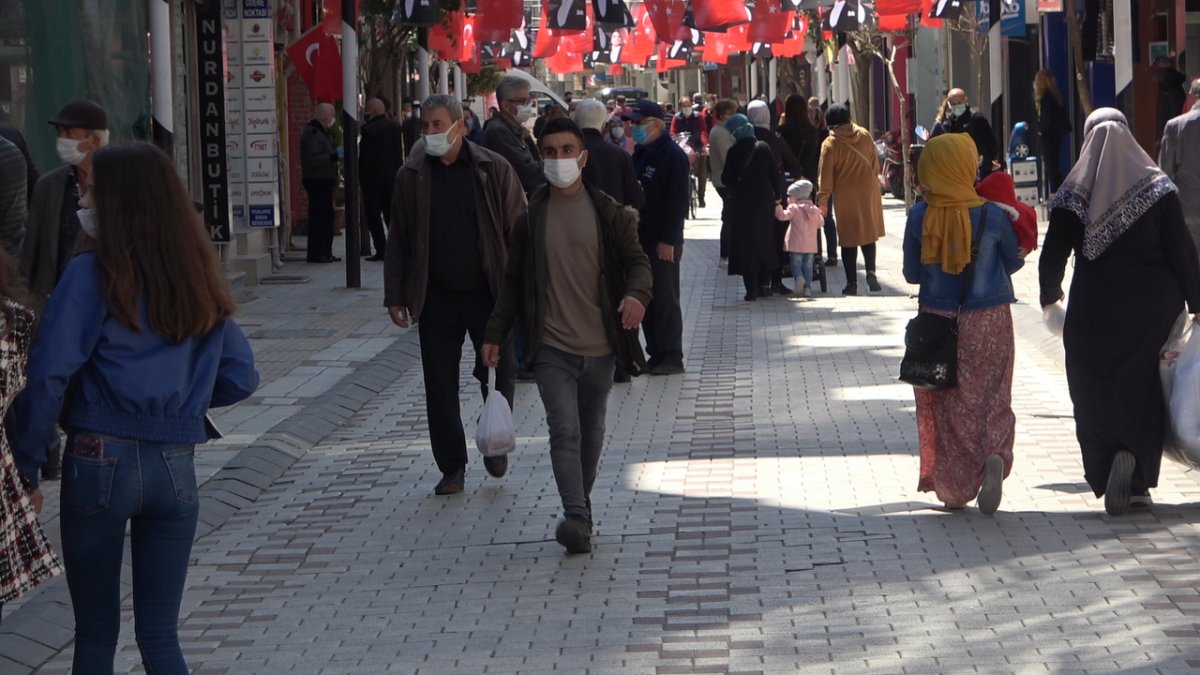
xmin=483 ymin=455 xmax=508 ymax=478
xmin=434 ymin=468 xmax=465 ymax=495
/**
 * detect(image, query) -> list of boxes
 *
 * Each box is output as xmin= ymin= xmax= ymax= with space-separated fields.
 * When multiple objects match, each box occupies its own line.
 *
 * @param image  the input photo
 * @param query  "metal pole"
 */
xmin=418 ymin=48 xmax=431 ymax=101
xmin=148 ymin=0 xmax=172 ymax=155
xmin=438 ymin=60 xmax=449 ymax=95
xmin=343 ymin=0 xmax=361 ymax=288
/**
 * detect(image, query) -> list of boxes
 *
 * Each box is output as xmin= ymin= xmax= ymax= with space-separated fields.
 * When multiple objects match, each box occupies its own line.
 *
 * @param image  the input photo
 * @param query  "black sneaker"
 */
xmin=842 ymin=284 xmax=858 ymax=296
xmin=648 ymin=362 xmax=685 ymax=376
xmin=483 ymin=455 xmax=508 ymax=478
xmin=771 ymin=282 xmax=792 ymax=296
xmin=866 ymin=273 xmax=882 ymax=292
xmin=555 ymin=515 xmax=592 ymax=554
xmin=434 ymin=468 xmax=465 ymax=495
xmin=824 ymin=257 xmax=838 ymax=267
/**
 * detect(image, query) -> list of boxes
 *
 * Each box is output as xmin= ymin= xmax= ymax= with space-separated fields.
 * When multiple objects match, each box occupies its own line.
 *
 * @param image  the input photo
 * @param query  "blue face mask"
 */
xmin=631 ymin=124 xmax=649 ymax=144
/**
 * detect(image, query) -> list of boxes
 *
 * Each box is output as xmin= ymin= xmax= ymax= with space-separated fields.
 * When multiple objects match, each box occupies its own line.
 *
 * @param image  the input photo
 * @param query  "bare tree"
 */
xmin=1063 ymin=0 xmax=1095 ymax=115
xmin=945 ymin=5 xmax=989 ymax=107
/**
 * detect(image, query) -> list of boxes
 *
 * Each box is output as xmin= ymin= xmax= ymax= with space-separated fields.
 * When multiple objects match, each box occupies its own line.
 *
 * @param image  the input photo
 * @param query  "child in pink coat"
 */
xmin=774 ymin=179 xmax=825 ymax=296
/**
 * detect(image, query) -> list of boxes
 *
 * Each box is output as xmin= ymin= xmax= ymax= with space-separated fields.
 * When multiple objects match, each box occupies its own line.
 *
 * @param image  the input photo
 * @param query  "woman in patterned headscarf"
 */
xmin=903 ymin=133 xmax=1024 ymax=514
xmin=1040 ymin=108 xmax=1200 ymax=516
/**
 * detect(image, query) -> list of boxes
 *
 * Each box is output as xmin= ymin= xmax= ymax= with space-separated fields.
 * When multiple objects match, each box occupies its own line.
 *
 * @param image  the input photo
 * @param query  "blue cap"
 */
xmin=619 ymin=99 xmax=665 ymax=122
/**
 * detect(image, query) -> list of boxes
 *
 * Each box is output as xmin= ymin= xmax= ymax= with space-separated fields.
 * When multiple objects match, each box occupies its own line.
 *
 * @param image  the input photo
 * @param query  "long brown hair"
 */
xmin=781 ymin=93 xmax=816 ymax=136
xmin=91 ymin=143 xmax=236 ymax=343
xmin=1033 ymin=70 xmax=1064 ymax=115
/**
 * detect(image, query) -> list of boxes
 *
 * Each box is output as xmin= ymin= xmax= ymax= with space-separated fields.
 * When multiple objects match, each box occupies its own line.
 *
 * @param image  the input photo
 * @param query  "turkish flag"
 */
xmin=726 ymin=22 xmax=751 ymax=51
xmin=311 ymin=31 xmax=342 ymax=103
xmin=547 ymin=48 xmax=585 ymax=73
xmin=692 ymin=0 xmax=751 ymax=32
xmin=475 ymin=0 xmax=522 ymax=42
xmin=620 ymin=4 xmax=656 ymax=65
xmin=533 ymin=3 xmax=560 ymax=57
xmin=748 ymin=1 xmax=792 ymax=43
xmin=644 ymin=0 xmax=691 ymax=42
xmin=429 ymin=11 xmax=465 ymax=60
xmin=459 ymin=15 xmax=477 ymax=62
xmin=773 ymin=15 xmax=808 ymax=57
xmin=286 ymin=23 xmax=340 ymax=101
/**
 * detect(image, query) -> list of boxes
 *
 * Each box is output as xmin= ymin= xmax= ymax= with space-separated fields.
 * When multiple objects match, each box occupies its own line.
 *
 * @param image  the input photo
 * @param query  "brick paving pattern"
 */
xmin=9 ymin=198 xmax=1200 ymax=673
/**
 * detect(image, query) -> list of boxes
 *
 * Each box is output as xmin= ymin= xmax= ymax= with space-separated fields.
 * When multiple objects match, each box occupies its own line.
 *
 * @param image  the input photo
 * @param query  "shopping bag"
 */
xmin=1160 ymin=313 xmax=1200 ymax=471
xmin=475 ymin=367 xmax=516 ymax=457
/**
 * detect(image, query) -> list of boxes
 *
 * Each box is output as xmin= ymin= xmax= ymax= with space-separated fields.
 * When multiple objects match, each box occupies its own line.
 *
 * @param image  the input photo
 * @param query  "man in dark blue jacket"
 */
xmin=622 ymin=100 xmax=689 ymax=375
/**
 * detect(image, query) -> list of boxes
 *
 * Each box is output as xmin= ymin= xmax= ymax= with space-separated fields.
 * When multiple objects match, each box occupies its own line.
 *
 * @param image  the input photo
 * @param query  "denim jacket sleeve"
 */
xmin=902 ymin=202 xmax=928 ymax=284
xmin=211 ymin=320 xmax=260 ymax=408
xmin=12 ymin=254 xmax=106 ymax=486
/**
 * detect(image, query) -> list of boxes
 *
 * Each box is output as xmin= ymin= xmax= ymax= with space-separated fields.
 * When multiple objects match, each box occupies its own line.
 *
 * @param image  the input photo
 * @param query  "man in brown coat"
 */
xmin=383 ymin=94 xmax=526 ymax=496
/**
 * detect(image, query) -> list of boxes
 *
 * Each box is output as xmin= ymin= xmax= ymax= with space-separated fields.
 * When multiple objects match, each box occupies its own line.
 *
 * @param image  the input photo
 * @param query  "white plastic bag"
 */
xmin=1161 ymin=313 xmax=1200 ymax=470
xmin=1042 ymin=302 xmax=1066 ymax=337
xmin=475 ymin=367 xmax=516 ymax=457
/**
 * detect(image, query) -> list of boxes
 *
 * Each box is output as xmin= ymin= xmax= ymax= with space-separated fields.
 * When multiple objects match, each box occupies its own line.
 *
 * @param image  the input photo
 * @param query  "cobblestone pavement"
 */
xmin=19 ymin=196 xmax=1200 ymax=673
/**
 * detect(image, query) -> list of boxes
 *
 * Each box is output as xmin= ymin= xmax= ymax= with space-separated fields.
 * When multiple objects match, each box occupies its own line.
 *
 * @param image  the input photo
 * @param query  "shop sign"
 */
xmin=1001 ymin=0 xmax=1025 ymax=36
xmin=1037 ymin=0 xmax=1062 ymax=12
xmin=195 ymin=0 xmax=231 ymax=243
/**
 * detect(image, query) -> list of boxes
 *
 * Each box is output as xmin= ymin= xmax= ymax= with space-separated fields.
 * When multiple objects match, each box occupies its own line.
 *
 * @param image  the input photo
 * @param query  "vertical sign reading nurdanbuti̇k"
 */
xmin=195 ymin=0 xmax=231 ymax=243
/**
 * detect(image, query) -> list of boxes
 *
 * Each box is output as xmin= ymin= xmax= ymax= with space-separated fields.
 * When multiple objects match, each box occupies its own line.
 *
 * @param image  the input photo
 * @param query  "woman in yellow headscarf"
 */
xmin=902 ymin=133 xmax=1024 ymax=514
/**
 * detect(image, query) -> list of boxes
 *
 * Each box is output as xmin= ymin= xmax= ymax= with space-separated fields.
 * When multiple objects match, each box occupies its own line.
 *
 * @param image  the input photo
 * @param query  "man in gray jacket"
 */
xmin=300 ymin=103 xmax=339 ymax=263
xmin=1160 ymin=78 xmax=1200 ymax=259
xmin=483 ymin=76 xmax=545 ymax=196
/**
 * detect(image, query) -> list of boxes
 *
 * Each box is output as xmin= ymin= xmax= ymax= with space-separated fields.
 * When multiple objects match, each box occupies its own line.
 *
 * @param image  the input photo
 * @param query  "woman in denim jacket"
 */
xmin=12 ymin=143 xmax=259 ymax=674
xmin=903 ymin=133 xmax=1023 ymax=514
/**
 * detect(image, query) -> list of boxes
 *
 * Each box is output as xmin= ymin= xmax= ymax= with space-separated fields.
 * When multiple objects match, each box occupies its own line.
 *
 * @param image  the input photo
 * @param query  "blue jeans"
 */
xmin=59 ymin=433 xmax=199 ymax=675
xmin=533 ymin=346 xmax=615 ymax=520
xmin=790 ymin=252 xmax=815 ymax=290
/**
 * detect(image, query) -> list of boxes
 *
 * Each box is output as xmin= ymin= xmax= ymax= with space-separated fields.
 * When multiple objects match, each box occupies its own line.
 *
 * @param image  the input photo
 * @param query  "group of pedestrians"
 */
xmin=4 ymin=76 xmax=1200 ymax=674
xmin=382 ymin=82 xmax=689 ymax=554
xmin=0 ymin=99 xmax=259 ymax=674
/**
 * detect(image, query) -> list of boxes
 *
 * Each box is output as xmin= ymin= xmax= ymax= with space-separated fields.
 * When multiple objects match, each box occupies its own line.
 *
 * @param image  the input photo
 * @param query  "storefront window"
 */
xmin=0 ymin=0 xmax=150 ymax=172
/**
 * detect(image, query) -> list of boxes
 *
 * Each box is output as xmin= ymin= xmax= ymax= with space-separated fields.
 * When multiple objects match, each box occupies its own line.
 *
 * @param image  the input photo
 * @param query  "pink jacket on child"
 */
xmin=775 ymin=200 xmax=824 ymax=254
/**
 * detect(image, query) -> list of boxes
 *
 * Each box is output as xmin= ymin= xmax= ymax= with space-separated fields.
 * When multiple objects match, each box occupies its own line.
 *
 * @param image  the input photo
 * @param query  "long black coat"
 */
xmin=1040 ymin=193 xmax=1200 ymax=496
xmin=722 ymin=138 xmax=782 ymax=277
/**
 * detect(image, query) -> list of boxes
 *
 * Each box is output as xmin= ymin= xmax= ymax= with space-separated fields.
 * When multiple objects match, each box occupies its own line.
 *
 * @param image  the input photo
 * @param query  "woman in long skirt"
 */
xmin=1039 ymin=108 xmax=1200 ymax=515
xmin=902 ymin=133 xmax=1024 ymax=513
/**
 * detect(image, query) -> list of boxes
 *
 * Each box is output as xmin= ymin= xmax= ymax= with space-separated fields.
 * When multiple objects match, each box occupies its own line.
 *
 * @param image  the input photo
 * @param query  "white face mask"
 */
xmin=57 ymin=137 xmax=88 ymax=166
xmin=611 ymin=126 xmax=625 ymax=139
xmin=515 ymin=103 xmax=537 ymax=124
xmin=76 ymin=208 xmax=98 ymax=238
xmin=423 ymin=121 xmax=458 ymax=157
xmin=543 ymin=156 xmax=583 ymax=189
xmin=681 ymin=107 xmax=693 ymax=118
xmin=950 ymin=104 xmax=968 ymax=118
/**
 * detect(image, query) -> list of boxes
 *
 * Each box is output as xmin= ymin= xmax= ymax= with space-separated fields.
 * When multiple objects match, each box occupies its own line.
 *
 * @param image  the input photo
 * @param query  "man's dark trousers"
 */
xmin=303 ymin=178 xmax=336 ymax=261
xmin=418 ymin=288 xmax=516 ymax=475
xmin=642 ymin=243 xmax=684 ymax=368
xmin=361 ymin=183 xmax=391 ymax=257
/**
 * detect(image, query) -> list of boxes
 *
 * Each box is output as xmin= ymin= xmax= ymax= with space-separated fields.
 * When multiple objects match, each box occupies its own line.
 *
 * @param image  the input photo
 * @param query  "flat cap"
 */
xmin=48 ymin=99 xmax=109 ymax=130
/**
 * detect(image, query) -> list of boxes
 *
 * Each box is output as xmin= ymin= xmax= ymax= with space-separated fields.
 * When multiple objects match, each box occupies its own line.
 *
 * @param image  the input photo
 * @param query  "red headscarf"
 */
xmin=976 ymin=171 xmax=1039 ymax=252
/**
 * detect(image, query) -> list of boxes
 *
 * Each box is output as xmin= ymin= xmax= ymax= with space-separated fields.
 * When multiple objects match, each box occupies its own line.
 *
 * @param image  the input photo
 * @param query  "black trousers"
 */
xmin=303 ymin=178 xmax=336 ymax=261
xmin=1042 ymin=133 xmax=1064 ymax=195
xmin=717 ymin=187 xmax=732 ymax=259
xmin=361 ymin=183 xmax=391 ymax=257
xmin=642 ymin=243 xmax=684 ymax=368
xmin=841 ymin=243 xmax=877 ymax=284
xmin=417 ymin=288 xmax=516 ymax=476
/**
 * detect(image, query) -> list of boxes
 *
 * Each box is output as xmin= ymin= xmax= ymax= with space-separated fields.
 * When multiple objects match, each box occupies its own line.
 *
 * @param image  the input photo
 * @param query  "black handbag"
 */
xmin=899 ymin=207 xmax=987 ymax=390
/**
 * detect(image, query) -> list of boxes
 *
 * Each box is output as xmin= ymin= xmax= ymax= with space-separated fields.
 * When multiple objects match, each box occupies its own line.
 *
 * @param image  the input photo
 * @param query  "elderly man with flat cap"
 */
xmin=23 ymin=99 xmax=109 ymax=301
xmin=21 ymin=99 xmax=110 ymax=480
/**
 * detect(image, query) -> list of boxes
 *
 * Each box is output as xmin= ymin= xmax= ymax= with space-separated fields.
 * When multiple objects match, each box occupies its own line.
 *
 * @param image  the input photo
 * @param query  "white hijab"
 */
xmin=1049 ymin=108 xmax=1176 ymax=259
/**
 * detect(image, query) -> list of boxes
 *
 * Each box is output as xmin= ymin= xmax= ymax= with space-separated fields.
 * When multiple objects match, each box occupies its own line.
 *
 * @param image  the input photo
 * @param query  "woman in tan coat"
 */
xmin=816 ymin=104 xmax=886 ymax=295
